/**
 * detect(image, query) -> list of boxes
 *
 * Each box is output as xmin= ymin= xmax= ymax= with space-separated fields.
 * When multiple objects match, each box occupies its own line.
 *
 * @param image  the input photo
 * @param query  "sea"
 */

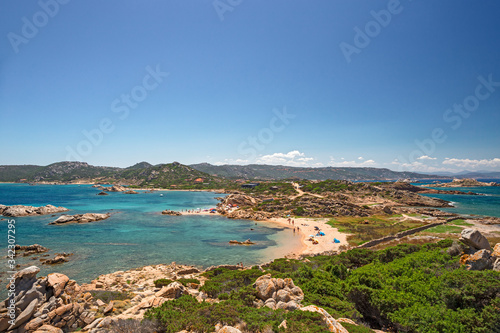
xmin=413 ymin=179 xmax=500 ymax=218
xmin=0 ymin=183 xmax=301 ymax=288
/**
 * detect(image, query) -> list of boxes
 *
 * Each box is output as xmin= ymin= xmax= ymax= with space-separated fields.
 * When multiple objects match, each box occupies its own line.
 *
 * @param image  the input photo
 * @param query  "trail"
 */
xmin=290 ymin=182 xmax=325 ymax=199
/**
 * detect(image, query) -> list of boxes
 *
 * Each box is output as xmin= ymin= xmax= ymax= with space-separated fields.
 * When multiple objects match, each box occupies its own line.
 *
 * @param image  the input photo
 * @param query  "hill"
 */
xmin=0 ymin=161 xmax=229 ymax=189
xmin=190 ymin=163 xmax=444 ymax=181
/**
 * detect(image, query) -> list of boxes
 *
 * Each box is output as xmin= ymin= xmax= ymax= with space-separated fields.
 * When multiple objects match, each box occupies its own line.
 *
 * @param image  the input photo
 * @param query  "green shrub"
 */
xmin=153 ymin=279 xmax=174 ymax=288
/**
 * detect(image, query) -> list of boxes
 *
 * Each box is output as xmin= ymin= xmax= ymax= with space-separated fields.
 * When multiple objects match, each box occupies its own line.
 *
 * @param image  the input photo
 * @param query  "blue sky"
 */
xmin=1 ymin=0 xmax=499 ymax=173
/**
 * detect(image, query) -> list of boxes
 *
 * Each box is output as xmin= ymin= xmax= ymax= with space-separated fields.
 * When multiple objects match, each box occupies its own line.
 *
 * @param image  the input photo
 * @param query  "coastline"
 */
xmin=181 ymin=210 xmax=349 ymax=259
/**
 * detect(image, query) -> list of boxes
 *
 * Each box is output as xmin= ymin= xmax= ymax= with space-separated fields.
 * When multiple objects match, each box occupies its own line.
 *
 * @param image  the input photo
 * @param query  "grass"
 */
xmin=450 ymin=219 xmax=474 ymax=226
xmin=426 ymin=225 xmax=463 ymax=234
xmin=327 ymin=215 xmax=426 ymax=246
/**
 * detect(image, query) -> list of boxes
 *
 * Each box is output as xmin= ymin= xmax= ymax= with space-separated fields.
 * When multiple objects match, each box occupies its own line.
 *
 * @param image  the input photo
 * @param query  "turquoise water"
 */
xmin=415 ymin=179 xmax=500 ymax=218
xmin=0 ymin=184 xmax=300 ymax=286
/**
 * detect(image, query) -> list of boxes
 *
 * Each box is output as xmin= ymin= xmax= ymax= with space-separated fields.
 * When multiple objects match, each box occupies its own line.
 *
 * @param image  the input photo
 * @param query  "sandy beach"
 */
xmin=181 ymin=210 xmax=349 ymax=259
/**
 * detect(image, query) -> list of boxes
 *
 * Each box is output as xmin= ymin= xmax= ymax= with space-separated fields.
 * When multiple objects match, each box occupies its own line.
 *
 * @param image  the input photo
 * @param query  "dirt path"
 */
xmin=290 ymin=182 xmax=324 ymax=199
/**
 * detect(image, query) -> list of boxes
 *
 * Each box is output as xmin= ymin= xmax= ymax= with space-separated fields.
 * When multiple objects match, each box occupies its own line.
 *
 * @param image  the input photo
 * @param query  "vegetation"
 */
xmin=426 ymin=225 xmax=463 ymax=234
xmin=240 ymin=181 xmax=297 ymax=196
xmin=298 ymin=180 xmax=365 ymax=194
xmin=154 ymin=278 xmax=200 ymax=288
xmin=327 ymin=215 xmax=426 ymax=246
xmin=450 ymin=219 xmax=474 ymax=226
xmin=89 ymin=290 xmax=132 ymax=303
xmin=145 ymin=241 xmax=500 ymax=333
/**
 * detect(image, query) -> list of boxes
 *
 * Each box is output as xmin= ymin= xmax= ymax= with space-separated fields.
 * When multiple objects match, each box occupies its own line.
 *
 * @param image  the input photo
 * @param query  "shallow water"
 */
xmin=0 ymin=184 xmax=300 ymax=286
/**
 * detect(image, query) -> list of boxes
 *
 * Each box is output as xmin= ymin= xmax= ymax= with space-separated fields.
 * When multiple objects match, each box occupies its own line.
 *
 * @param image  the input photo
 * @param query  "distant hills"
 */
xmin=0 ymin=162 xmax=226 ymax=189
xmin=3 ymin=161 xmax=497 ymax=186
xmin=189 ymin=163 xmax=445 ymax=181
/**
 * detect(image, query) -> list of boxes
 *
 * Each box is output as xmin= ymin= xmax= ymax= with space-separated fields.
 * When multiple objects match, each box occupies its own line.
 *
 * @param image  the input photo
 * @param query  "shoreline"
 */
xmin=180 ymin=210 xmax=349 ymax=259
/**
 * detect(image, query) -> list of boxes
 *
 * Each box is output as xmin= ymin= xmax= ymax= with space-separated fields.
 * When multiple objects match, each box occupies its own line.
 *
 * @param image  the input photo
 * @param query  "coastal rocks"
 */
xmin=104 ymin=185 xmax=128 ymax=192
xmin=229 ymin=239 xmax=255 ymax=245
xmin=123 ymin=190 xmax=139 ymax=194
xmin=0 ymin=266 xmax=94 ymax=332
xmin=426 ymin=178 xmax=500 ymax=187
xmin=161 ymin=209 xmax=182 ymax=216
xmin=49 ymin=213 xmax=111 ymax=225
xmin=460 ymin=228 xmax=491 ymax=251
xmin=155 ymin=282 xmax=187 ymax=299
xmin=0 ymin=204 xmax=69 ymax=217
xmin=218 ymin=326 xmax=243 ymax=333
xmin=300 ymin=305 xmax=348 ymax=333
xmin=97 ymin=191 xmax=109 ymax=196
xmin=253 ymin=274 xmax=304 ymax=310
xmin=16 ymin=244 xmax=49 ymax=256
xmin=41 ymin=255 xmax=70 ymax=265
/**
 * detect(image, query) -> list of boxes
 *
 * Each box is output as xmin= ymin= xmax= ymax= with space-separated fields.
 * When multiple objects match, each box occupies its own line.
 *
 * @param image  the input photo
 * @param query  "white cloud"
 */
xmin=329 ymin=157 xmax=376 ymax=167
xmin=442 ymin=158 xmax=500 ymax=170
xmin=417 ymin=155 xmax=437 ymax=160
xmin=256 ymin=150 xmax=323 ymax=167
xmin=214 ymin=158 xmax=249 ymax=165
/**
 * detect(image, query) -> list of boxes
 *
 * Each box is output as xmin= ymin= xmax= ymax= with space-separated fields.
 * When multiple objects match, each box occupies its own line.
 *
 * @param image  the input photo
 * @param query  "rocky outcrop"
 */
xmin=123 ymin=190 xmax=139 ymax=194
xmin=16 ymin=244 xmax=49 ymax=256
xmin=458 ymin=229 xmax=498 ymax=271
xmin=161 ymin=209 xmax=182 ymax=216
xmin=0 ymin=204 xmax=68 ymax=217
xmin=222 ymin=194 xmax=257 ymax=207
xmin=97 ymin=191 xmax=108 ymax=196
xmin=104 ymin=185 xmax=128 ymax=192
xmin=49 ymin=213 xmax=110 ymax=225
xmin=155 ymin=282 xmax=188 ymax=299
xmin=425 ymin=178 xmax=500 ymax=187
xmin=459 ymin=228 xmax=491 ymax=251
xmin=0 ymin=266 xmax=96 ymax=332
xmin=300 ymin=305 xmax=348 ymax=333
xmin=41 ymin=253 xmax=72 ymax=265
xmin=253 ymin=274 xmax=304 ymax=311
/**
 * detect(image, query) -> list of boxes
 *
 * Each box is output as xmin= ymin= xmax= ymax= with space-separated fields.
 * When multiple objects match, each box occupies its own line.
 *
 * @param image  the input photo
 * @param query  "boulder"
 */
xmin=104 ymin=185 xmax=128 ymax=192
xmin=0 ymin=204 xmax=68 ymax=217
xmin=461 ymin=249 xmax=493 ymax=271
xmin=155 ymin=282 xmax=187 ymax=299
xmin=49 ymin=213 xmax=110 ymax=225
xmin=493 ymin=258 xmax=500 ymax=272
xmin=492 ymin=243 xmax=500 ymax=258
xmin=103 ymin=301 xmax=114 ymax=314
xmin=97 ymin=191 xmax=109 ymax=196
xmin=300 ymin=305 xmax=348 ymax=333
xmin=34 ymin=325 xmax=64 ymax=333
xmin=253 ymin=275 xmax=304 ymax=310
xmin=460 ymin=229 xmax=491 ymax=250
xmin=8 ymin=298 xmax=38 ymax=330
xmin=223 ymin=194 xmax=257 ymax=207
xmin=123 ymin=190 xmax=139 ymax=194
xmin=47 ymin=273 xmax=70 ymax=297
xmin=11 ymin=266 xmax=40 ymax=294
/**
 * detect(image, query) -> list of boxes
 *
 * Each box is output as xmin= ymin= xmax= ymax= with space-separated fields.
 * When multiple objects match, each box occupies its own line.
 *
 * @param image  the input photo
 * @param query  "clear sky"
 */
xmin=1 ymin=0 xmax=499 ymax=173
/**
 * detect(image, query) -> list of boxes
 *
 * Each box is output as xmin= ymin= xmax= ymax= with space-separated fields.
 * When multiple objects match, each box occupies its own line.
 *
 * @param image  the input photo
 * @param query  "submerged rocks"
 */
xmin=49 ymin=213 xmax=111 ymax=225
xmin=229 ymin=239 xmax=255 ymax=245
xmin=0 ymin=204 xmax=69 ymax=217
xmin=97 ymin=191 xmax=109 ymax=196
xmin=161 ymin=209 xmax=182 ymax=216
xmin=123 ymin=190 xmax=139 ymax=194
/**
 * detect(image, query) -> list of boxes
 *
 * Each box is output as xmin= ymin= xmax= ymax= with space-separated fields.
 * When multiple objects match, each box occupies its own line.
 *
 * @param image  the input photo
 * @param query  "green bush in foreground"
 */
xmin=144 ymin=295 xmax=328 ymax=333
xmin=146 ymin=240 xmax=500 ymax=333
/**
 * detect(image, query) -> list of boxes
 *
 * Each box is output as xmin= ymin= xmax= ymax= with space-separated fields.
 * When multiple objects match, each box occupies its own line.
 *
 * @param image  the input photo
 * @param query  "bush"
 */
xmin=153 ymin=279 xmax=174 ymax=288
xmin=108 ymin=319 xmax=160 ymax=333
